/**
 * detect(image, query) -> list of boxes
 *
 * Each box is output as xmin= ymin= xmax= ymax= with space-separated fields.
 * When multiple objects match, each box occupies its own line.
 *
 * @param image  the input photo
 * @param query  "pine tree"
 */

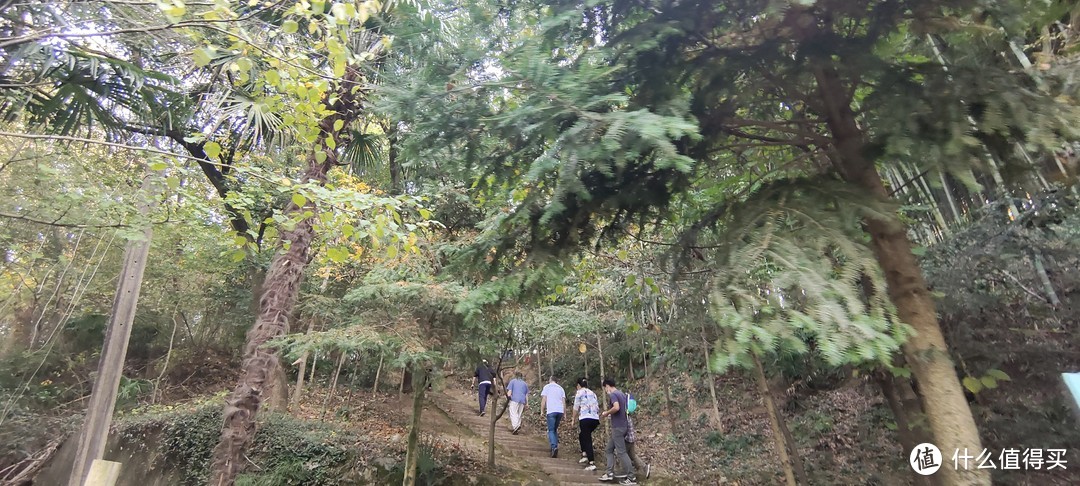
xmin=379 ymin=2 xmax=1080 ymax=485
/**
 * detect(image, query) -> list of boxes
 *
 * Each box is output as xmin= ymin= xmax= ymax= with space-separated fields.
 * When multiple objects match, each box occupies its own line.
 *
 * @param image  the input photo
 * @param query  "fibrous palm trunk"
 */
xmin=208 ymin=159 xmax=331 ymax=485
xmin=209 ymin=64 xmax=364 ymax=485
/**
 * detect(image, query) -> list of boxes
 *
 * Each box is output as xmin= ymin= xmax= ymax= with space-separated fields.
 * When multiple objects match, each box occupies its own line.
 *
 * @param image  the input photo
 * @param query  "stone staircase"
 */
xmin=432 ymin=389 xmax=604 ymax=485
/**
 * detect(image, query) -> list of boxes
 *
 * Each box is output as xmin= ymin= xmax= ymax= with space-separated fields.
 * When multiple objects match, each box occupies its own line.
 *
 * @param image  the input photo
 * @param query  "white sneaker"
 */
xmin=579 ymin=457 xmax=589 ymax=464
xmin=584 ymin=463 xmax=597 ymax=471
xmin=598 ymin=472 xmax=615 ymax=481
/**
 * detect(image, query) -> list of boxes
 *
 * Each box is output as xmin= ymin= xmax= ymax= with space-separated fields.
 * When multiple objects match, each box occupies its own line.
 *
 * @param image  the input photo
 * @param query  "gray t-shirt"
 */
xmin=608 ymin=390 xmax=629 ymax=429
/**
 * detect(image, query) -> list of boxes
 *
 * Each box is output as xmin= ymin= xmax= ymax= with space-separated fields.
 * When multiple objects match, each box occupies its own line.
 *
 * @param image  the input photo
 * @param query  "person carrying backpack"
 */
xmin=625 ymin=415 xmax=650 ymax=479
xmin=598 ymin=378 xmax=637 ymax=485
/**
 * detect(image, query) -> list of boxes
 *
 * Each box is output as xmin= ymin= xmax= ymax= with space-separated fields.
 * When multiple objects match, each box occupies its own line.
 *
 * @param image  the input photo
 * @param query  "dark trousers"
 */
xmin=578 ymin=418 xmax=600 ymax=461
xmin=478 ymin=383 xmax=491 ymax=413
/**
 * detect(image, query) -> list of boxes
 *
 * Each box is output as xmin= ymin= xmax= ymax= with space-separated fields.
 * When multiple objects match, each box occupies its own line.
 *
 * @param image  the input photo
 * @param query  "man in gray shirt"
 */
xmin=598 ymin=378 xmax=636 ymax=485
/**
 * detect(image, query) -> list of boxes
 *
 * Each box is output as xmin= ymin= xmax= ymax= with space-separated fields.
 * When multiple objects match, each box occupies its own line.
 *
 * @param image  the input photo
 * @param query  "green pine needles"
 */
xmin=705 ymin=177 xmax=912 ymax=373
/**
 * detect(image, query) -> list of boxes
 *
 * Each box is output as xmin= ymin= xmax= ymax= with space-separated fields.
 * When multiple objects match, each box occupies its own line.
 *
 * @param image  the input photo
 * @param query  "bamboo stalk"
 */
xmin=938 ymin=171 xmax=964 ymax=223
xmin=1033 ymin=251 xmax=1061 ymax=307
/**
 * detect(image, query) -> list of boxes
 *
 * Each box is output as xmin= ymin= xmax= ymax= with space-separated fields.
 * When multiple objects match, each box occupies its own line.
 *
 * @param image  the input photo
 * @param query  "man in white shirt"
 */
xmin=540 ymin=374 xmax=566 ymax=458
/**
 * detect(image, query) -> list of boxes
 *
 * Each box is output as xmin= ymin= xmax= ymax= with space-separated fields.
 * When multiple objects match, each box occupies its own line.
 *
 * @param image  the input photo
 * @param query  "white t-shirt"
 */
xmin=541 ymin=382 xmax=566 ymax=414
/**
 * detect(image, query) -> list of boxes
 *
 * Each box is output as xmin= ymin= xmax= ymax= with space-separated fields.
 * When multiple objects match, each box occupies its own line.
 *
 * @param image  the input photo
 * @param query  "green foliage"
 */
xmin=705 ymin=178 xmax=911 ymax=372
xmin=118 ymin=400 xmax=359 ymax=486
xmin=159 ymin=403 xmax=224 ymax=484
xmin=236 ymin=413 xmax=354 ymax=486
xmin=961 ymin=368 xmax=1012 ymax=395
xmin=115 ymin=376 xmax=153 ymax=408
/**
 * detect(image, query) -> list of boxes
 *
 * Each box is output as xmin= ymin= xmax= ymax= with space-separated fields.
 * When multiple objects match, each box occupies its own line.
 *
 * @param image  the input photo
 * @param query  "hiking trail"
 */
xmin=431 ymin=389 xmax=604 ymax=485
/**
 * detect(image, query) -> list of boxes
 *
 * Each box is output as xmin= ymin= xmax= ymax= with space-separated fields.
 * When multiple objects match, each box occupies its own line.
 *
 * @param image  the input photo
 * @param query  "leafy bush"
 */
xmin=159 ymin=403 xmax=223 ymax=484
xmin=239 ymin=412 xmax=353 ymax=486
xmin=120 ymin=401 xmax=361 ymax=485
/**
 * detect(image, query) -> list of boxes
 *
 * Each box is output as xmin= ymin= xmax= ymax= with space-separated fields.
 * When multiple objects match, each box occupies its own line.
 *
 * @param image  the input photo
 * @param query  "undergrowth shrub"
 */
xmin=237 ymin=412 xmax=354 ymax=486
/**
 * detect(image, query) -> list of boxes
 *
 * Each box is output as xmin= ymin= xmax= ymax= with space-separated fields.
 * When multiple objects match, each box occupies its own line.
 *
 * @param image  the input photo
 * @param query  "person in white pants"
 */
xmin=506 ymin=371 xmax=529 ymax=433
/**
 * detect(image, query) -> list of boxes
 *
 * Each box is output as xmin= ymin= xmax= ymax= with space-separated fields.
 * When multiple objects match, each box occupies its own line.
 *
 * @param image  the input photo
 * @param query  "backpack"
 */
xmin=626 ymin=393 xmax=638 ymax=414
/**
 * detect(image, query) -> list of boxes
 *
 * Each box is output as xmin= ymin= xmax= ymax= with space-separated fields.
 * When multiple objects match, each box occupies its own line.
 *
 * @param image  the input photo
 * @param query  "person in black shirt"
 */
xmin=473 ymin=359 xmax=495 ymax=416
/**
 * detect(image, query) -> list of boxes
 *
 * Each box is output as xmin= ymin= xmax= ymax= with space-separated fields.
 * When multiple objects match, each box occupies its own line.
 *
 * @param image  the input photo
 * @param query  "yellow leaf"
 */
xmin=292 ymin=193 xmax=307 ymax=207
xmin=193 ymin=47 xmax=213 ymax=67
xmin=204 ymin=141 xmax=222 ymax=159
xmin=282 ymin=19 xmax=298 ymax=34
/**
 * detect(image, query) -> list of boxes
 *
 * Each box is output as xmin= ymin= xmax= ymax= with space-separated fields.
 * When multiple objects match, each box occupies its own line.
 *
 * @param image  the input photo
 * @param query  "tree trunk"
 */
xmin=905 ymin=163 xmax=950 ymax=238
xmin=701 ymin=323 xmax=723 ymax=431
xmin=291 ymin=276 xmax=331 ymax=411
xmin=938 ymin=171 xmax=963 ymax=223
xmin=875 ymin=369 xmax=937 ymax=486
xmin=596 ymin=331 xmax=610 ymax=438
xmin=661 ymin=358 xmax=676 ymax=432
xmin=290 ymin=318 xmax=316 ymax=412
xmin=209 ymin=84 xmax=354 ymax=482
xmin=814 ymin=64 xmax=988 ymax=485
xmin=486 ymin=381 xmax=499 ymax=466
xmin=321 ymin=351 xmax=347 ymax=420
xmin=402 ymin=365 xmax=427 ymax=486
xmin=373 ymin=353 xmax=384 ymax=394
xmin=751 ymin=352 xmax=803 ymax=486
xmin=387 ymin=124 xmax=403 ymax=195
xmin=152 ymin=313 xmax=180 ymax=405
xmin=1032 ymin=251 xmax=1060 ymax=307
xmin=641 ymin=335 xmax=648 ymax=382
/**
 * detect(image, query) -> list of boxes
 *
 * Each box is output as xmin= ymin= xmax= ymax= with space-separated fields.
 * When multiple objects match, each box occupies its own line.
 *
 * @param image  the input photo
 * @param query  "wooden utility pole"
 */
xmin=85 ymin=460 xmax=121 ymax=486
xmin=68 ymin=172 xmax=155 ymax=486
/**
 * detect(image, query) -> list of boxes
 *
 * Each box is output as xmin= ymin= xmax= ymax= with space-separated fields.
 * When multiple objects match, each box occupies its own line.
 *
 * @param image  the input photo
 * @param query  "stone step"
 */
xmin=541 ymin=464 xmax=598 ymax=475
xmin=502 ymin=444 xmax=552 ymax=453
xmin=498 ymin=437 xmax=550 ymax=445
xmin=510 ymin=448 xmax=555 ymax=458
xmin=549 ymin=472 xmax=605 ymax=483
xmin=432 ymin=393 xmax=624 ymax=485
